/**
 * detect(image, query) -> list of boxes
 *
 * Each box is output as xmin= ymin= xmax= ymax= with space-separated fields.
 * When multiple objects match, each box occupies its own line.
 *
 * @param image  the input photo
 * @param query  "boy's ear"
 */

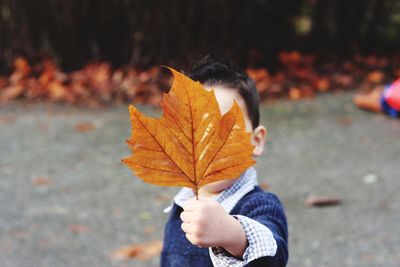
xmin=252 ymin=125 xmax=267 ymax=157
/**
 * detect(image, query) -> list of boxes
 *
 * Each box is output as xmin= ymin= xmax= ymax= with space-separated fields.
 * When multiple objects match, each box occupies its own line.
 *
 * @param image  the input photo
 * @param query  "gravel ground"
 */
xmin=0 ymin=92 xmax=399 ymax=267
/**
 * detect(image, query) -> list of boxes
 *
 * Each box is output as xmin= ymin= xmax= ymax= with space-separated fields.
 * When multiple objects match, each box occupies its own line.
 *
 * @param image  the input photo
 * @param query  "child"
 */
xmin=353 ymin=78 xmax=400 ymax=117
xmin=161 ymin=58 xmax=288 ymax=267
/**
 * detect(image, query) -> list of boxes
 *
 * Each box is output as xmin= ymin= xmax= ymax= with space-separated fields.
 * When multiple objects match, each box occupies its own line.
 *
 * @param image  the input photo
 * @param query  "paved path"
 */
xmin=1 ymin=92 xmax=399 ymax=267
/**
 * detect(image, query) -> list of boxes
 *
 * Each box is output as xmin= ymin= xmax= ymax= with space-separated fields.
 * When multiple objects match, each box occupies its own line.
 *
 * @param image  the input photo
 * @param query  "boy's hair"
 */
xmin=187 ymin=57 xmax=260 ymax=129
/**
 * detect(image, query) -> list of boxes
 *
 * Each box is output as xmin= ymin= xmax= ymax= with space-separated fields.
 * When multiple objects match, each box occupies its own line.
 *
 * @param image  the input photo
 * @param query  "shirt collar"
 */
xmin=163 ymin=167 xmax=258 ymax=213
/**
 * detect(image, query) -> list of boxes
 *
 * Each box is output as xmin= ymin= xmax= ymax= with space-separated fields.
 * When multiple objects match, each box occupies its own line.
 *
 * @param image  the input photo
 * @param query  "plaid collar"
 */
xmin=163 ymin=168 xmax=258 ymax=213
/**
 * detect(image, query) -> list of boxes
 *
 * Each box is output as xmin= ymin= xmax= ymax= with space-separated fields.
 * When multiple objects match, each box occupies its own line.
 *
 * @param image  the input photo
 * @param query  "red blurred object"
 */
xmin=385 ymin=78 xmax=400 ymax=111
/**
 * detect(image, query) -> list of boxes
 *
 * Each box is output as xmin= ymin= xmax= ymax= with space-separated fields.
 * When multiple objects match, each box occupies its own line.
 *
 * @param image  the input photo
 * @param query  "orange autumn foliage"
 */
xmin=122 ymin=68 xmax=255 ymax=197
xmin=1 ymin=53 xmax=399 ymax=106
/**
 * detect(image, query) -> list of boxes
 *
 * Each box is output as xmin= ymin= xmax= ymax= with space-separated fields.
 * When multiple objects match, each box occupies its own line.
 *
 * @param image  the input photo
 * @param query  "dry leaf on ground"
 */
xmin=259 ymin=181 xmax=270 ymax=190
xmin=69 ymin=224 xmax=90 ymax=234
xmin=110 ymin=240 xmax=163 ymax=262
xmin=32 ymin=176 xmax=51 ymax=186
xmin=304 ymin=196 xmax=342 ymax=207
xmin=74 ymin=122 xmax=95 ymax=132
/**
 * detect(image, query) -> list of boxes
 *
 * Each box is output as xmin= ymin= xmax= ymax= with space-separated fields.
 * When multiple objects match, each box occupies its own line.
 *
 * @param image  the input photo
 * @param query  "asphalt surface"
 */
xmin=1 ymin=92 xmax=399 ymax=267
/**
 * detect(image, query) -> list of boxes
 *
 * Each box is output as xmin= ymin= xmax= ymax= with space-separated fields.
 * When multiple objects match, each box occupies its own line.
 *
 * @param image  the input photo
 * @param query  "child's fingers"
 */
xmin=181 ymin=222 xmax=193 ymax=234
xmin=185 ymin=233 xmax=203 ymax=248
xmin=180 ymin=211 xmax=191 ymax=222
xmin=185 ymin=233 xmax=194 ymax=243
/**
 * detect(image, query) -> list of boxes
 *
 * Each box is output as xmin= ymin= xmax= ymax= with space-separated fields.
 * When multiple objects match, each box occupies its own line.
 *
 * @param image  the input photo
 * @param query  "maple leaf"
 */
xmin=122 ymin=67 xmax=255 ymax=197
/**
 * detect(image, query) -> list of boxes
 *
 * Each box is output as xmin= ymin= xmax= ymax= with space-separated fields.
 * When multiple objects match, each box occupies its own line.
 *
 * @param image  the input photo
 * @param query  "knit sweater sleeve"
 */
xmin=210 ymin=191 xmax=288 ymax=267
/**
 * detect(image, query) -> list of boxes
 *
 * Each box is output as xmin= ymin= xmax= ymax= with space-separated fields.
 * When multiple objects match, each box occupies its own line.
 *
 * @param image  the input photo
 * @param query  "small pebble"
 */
xmin=363 ymin=174 xmax=378 ymax=184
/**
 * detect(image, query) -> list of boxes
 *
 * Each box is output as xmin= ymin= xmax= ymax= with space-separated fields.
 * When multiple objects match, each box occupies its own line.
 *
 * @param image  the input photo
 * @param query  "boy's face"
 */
xmin=198 ymin=85 xmax=267 ymax=195
xmin=212 ymin=86 xmax=253 ymax=132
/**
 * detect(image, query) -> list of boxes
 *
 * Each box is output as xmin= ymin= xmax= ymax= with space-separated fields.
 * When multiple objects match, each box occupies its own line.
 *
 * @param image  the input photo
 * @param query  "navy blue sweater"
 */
xmin=161 ymin=186 xmax=288 ymax=266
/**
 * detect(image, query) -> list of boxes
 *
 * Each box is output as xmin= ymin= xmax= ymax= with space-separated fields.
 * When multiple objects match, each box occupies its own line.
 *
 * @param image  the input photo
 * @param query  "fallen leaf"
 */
xmin=289 ymin=87 xmax=301 ymax=99
xmin=259 ymin=181 xmax=270 ymax=190
xmin=32 ymin=176 xmax=51 ymax=186
xmin=48 ymin=81 xmax=69 ymax=101
xmin=315 ymin=78 xmax=330 ymax=92
xmin=13 ymin=57 xmax=31 ymax=77
xmin=69 ymin=224 xmax=90 ymax=234
xmin=0 ymin=84 xmax=24 ymax=103
xmin=122 ymin=68 xmax=255 ymax=197
xmin=304 ymin=196 xmax=342 ymax=207
xmin=0 ymin=77 xmax=8 ymax=88
xmin=334 ymin=74 xmax=354 ymax=88
xmin=75 ymin=122 xmax=95 ymax=132
xmin=367 ymin=71 xmax=384 ymax=83
xmin=111 ymin=240 xmax=163 ymax=261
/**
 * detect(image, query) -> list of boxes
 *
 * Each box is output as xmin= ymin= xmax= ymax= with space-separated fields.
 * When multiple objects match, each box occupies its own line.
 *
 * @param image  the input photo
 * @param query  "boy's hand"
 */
xmin=181 ymin=196 xmax=229 ymax=247
xmin=181 ymin=196 xmax=248 ymax=258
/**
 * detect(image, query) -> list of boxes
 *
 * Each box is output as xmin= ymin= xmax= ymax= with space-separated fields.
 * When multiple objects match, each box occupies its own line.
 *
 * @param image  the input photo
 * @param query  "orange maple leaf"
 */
xmin=122 ymin=67 xmax=255 ymax=197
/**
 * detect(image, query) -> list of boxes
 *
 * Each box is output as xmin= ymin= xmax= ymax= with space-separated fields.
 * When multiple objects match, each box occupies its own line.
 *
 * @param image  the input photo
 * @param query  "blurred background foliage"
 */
xmin=1 ymin=0 xmax=400 ymax=71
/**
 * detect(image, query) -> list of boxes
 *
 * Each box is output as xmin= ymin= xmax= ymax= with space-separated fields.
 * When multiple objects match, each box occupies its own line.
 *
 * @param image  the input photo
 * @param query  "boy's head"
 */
xmin=188 ymin=57 xmax=260 ymax=130
xmin=187 ymin=57 xmax=267 ymax=194
xmin=188 ymin=57 xmax=267 ymax=157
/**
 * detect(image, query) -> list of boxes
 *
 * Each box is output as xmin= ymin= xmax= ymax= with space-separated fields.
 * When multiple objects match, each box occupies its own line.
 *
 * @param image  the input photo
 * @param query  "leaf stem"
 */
xmin=194 ymin=186 xmax=199 ymax=200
